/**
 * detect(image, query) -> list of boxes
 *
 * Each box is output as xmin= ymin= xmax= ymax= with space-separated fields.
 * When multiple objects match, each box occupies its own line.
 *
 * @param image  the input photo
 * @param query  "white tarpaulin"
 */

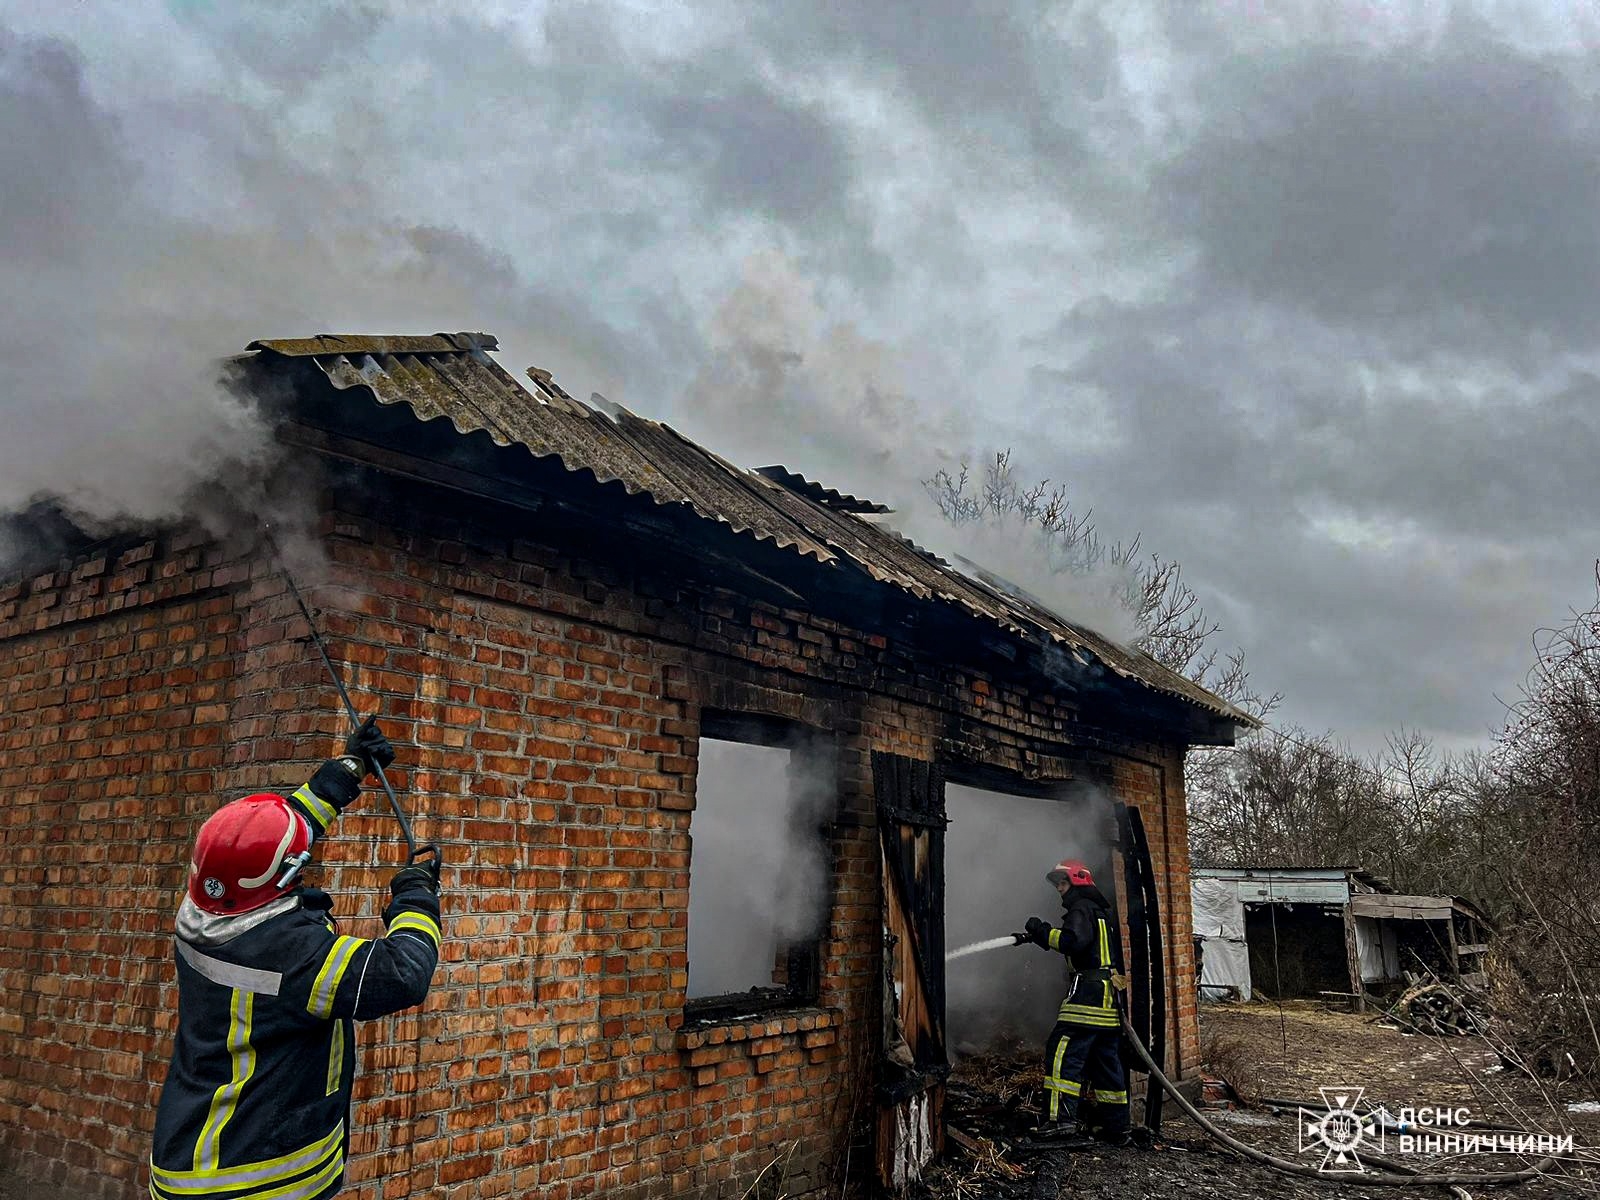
xmin=1200 ymin=939 xmax=1252 ymax=1001
xmin=1193 ymin=876 xmax=1245 ymax=938
xmin=1354 ymin=915 xmax=1399 ymax=982
xmin=1193 ymin=876 xmax=1251 ymax=1000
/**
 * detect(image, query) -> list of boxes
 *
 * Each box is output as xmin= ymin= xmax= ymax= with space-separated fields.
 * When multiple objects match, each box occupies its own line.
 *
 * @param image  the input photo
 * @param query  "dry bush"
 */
xmin=1200 ymin=1025 xmax=1263 ymax=1104
xmin=1484 ymin=922 xmax=1600 ymax=1081
xmin=1479 ymin=568 xmax=1600 ymax=1081
xmin=1482 ymin=953 xmax=1583 ymax=1081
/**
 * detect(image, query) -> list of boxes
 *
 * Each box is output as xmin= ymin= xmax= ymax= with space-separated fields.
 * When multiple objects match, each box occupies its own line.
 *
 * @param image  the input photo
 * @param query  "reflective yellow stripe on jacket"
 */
xmin=307 ymin=936 xmax=364 ymax=1019
xmin=388 ymin=912 xmax=441 ymax=949
xmin=289 ymin=784 xmax=337 ymax=834
xmin=1048 ymin=915 xmax=1112 ymax=966
xmin=325 ymin=1022 xmax=344 ymax=1097
xmin=194 ymin=990 xmax=254 ymax=1170
xmin=1057 ymin=1002 xmax=1120 ymax=1026
xmin=1057 ymin=916 xmax=1119 ymax=1026
xmin=150 ymin=1121 xmax=344 ymax=1200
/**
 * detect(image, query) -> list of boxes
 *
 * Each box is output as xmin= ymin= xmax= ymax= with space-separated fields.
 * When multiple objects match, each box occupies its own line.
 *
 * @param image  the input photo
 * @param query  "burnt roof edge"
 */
xmin=241 ymin=338 xmax=1254 ymax=739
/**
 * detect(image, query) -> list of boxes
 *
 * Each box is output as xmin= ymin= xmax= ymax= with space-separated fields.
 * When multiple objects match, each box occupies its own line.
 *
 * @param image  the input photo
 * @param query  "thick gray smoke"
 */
xmin=0 ymin=32 xmax=270 ymax=553
xmin=686 ymin=738 xmax=835 ymax=999
xmin=0 ymin=15 xmax=1145 ymax=641
xmin=944 ymin=782 xmax=1119 ymax=1053
xmin=682 ymin=250 xmax=1144 ymax=645
xmin=0 ymin=23 xmax=611 ymax=576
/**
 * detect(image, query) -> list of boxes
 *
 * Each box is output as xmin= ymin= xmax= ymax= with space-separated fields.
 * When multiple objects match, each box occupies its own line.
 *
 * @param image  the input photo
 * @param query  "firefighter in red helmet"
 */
xmin=149 ymin=719 xmax=442 ymax=1200
xmin=1021 ymin=857 xmax=1131 ymax=1146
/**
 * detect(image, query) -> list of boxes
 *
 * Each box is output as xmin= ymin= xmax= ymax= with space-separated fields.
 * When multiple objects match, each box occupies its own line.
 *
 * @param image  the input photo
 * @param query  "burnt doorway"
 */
xmin=942 ymin=781 xmax=1100 ymax=1055
xmin=872 ymin=752 xmax=947 ymax=1191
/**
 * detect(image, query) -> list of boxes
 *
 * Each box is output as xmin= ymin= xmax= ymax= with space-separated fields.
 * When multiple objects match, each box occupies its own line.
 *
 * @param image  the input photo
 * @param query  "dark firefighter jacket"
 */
xmin=1045 ymin=884 xmax=1123 ymax=1029
xmin=150 ymin=764 xmax=441 ymax=1200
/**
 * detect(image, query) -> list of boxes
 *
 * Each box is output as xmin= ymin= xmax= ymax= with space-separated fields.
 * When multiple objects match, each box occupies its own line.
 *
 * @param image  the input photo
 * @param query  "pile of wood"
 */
xmin=1386 ymin=981 xmax=1486 ymax=1036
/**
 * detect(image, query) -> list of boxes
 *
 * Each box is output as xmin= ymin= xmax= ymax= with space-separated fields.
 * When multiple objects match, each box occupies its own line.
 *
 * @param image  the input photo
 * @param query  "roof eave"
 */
xmin=240 ymin=335 xmax=1253 ymax=739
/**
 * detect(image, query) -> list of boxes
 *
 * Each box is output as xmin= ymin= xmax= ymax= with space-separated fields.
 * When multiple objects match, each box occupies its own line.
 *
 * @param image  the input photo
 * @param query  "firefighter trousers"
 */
xmin=1043 ymin=1021 xmax=1130 ymax=1131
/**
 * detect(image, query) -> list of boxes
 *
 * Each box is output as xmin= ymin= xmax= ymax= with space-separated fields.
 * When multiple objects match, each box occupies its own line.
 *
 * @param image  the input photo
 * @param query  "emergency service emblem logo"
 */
xmin=1298 ymin=1087 xmax=1382 ymax=1171
xmin=203 ymin=878 xmax=225 ymax=900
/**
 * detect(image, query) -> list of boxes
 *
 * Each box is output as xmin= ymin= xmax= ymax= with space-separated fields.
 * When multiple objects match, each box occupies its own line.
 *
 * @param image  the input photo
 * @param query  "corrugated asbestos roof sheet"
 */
xmin=751 ymin=466 xmax=891 ymax=514
xmin=247 ymin=333 xmax=1257 ymax=728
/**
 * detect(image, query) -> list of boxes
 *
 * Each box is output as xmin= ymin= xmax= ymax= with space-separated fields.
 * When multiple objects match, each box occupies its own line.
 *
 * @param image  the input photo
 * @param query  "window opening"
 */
xmin=685 ymin=714 xmax=833 ymax=1018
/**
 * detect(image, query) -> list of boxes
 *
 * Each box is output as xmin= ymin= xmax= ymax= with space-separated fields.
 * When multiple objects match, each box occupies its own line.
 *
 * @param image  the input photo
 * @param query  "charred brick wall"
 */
xmin=0 ymin=474 xmax=1207 ymax=1199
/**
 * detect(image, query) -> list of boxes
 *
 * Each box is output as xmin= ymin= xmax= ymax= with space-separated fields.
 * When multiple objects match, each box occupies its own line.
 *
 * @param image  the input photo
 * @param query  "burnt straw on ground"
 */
xmin=912 ymin=1003 xmax=1600 ymax=1200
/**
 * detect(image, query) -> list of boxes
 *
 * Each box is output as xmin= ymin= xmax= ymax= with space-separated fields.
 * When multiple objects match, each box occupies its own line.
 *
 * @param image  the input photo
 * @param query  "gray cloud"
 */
xmin=742 ymin=0 xmax=1118 ymax=182
xmin=1161 ymin=28 xmax=1600 ymax=347
xmin=1023 ymin=277 xmax=1600 ymax=749
xmin=4 ymin=0 xmax=1597 ymax=758
xmin=1001 ymin=8 xmax=1600 ymax=752
xmin=647 ymin=83 xmax=855 ymax=227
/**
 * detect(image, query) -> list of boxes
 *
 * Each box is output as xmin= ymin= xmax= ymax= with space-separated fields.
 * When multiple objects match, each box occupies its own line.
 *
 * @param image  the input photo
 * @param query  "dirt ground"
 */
xmin=915 ymin=1001 xmax=1600 ymax=1200
xmin=10 ymin=1003 xmax=1600 ymax=1198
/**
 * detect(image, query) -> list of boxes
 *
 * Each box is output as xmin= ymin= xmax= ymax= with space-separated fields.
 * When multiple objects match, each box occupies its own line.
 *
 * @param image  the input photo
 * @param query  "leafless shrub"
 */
xmin=926 ymin=450 xmax=1278 ymax=718
xmin=1202 ymin=1026 xmax=1263 ymax=1104
xmin=1481 ymin=567 xmax=1600 ymax=1079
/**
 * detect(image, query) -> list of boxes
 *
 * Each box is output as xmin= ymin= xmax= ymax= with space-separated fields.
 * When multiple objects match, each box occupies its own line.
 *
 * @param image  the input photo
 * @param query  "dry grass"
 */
xmin=736 ymin=1140 xmax=802 ymax=1200
xmin=920 ymin=1131 xmax=1028 ymax=1200
xmin=950 ymin=1034 xmax=1045 ymax=1111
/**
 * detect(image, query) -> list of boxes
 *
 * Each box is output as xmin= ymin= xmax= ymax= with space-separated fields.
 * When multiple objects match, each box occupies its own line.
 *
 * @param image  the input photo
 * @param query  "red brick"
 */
xmin=2 ymin=491 xmax=1208 ymax=1200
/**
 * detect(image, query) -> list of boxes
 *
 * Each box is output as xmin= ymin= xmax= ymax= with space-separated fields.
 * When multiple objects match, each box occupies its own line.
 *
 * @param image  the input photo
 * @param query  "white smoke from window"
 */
xmin=686 ymin=736 xmax=833 ymax=999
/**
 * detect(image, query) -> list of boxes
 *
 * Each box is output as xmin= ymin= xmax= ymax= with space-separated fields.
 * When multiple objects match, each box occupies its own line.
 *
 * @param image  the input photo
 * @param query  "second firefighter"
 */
xmin=1021 ymin=858 xmax=1131 ymax=1146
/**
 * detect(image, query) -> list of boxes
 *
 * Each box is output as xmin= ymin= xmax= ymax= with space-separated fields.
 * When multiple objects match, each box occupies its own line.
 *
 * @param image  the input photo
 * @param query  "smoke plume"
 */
xmin=686 ymin=737 xmax=835 ymax=1000
xmin=1 ymin=15 xmax=1145 ymax=642
xmin=0 ymin=22 xmax=608 ymax=576
xmin=683 ymin=249 xmax=1144 ymax=644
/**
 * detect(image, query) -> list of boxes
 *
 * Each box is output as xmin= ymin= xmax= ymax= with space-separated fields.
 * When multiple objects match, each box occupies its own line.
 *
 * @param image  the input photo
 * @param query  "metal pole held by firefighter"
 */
xmin=263 ymin=526 xmax=438 ymax=868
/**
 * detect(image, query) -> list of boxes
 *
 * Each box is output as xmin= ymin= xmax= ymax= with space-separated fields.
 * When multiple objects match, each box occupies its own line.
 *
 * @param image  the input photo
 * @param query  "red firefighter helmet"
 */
xmin=187 ymin=794 xmax=312 ymax=915
xmin=1046 ymin=858 xmax=1094 ymax=887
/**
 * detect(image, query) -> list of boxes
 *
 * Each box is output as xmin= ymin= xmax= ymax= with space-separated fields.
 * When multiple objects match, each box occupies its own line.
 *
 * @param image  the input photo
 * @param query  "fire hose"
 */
xmin=263 ymin=526 xmax=438 ymax=869
xmin=995 ymin=930 xmax=1560 ymax=1188
xmin=1119 ymin=1017 xmax=1562 ymax=1189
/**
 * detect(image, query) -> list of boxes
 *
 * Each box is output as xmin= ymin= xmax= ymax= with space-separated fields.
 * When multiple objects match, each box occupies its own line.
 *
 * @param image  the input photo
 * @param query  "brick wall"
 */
xmin=1110 ymin=750 xmax=1200 ymax=1082
xmin=0 ymin=472 xmax=1207 ymax=1198
xmin=0 ymin=532 xmax=255 ymax=1199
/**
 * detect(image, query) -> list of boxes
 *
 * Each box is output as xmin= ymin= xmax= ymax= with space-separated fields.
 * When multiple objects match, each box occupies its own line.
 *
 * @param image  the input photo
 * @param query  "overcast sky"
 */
xmin=5 ymin=1 xmax=1599 ymax=758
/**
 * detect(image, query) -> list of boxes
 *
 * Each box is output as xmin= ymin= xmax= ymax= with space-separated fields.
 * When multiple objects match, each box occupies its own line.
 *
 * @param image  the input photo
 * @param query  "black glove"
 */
xmin=390 ymin=858 xmax=442 ymax=898
xmin=345 ymin=715 xmax=396 ymax=777
xmin=1024 ymin=916 xmax=1052 ymax=948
